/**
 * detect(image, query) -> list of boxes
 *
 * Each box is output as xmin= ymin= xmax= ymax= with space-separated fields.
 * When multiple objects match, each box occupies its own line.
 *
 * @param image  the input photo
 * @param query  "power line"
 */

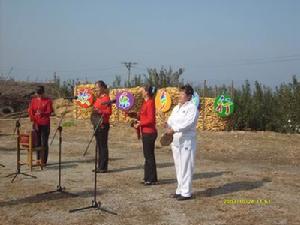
xmin=2 ymin=53 xmax=300 ymax=78
xmin=3 ymin=65 xmax=123 ymax=73
xmin=187 ymin=56 xmax=300 ymax=71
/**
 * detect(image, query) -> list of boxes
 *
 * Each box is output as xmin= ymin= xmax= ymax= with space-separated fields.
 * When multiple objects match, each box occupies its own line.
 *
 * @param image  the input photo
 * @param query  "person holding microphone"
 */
xmin=93 ymin=80 xmax=112 ymax=173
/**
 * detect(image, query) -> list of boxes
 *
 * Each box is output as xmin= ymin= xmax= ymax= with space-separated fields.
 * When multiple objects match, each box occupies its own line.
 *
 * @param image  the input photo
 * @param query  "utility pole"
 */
xmin=122 ymin=62 xmax=137 ymax=87
xmin=7 ymin=67 xmax=13 ymax=77
xmin=202 ymin=80 xmax=206 ymax=131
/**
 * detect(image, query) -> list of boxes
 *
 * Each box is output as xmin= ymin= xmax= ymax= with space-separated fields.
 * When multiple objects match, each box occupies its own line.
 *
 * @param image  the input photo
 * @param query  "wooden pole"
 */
xmin=202 ymin=80 xmax=206 ymax=131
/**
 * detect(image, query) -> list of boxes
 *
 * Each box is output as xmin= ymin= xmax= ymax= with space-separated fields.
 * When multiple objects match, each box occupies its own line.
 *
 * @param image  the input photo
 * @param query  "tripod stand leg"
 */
xmin=6 ymin=170 xmax=37 ymax=183
xmin=69 ymin=200 xmax=116 ymax=215
xmin=38 ymin=187 xmax=78 ymax=197
xmin=10 ymin=173 xmax=18 ymax=183
xmin=69 ymin=205 xmax=95 ymax=213
xmin=12 ymin=173 xmax=36 ymax=183
xmin=55 ymin=185 xmax=78 ymax=197
xmin=20 ymin=172 xmax=37 ymax=178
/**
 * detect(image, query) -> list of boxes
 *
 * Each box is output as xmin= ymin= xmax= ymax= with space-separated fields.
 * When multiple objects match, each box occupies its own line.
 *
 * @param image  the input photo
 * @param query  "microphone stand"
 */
xmin=83 ymin=101 xmax=116 ymax=157
xmin=69 ymin=115 xmax=116 ymax=215
xmin=83 ymin=112 xmax=103 ymax=157
xmin=6 ymin=117 xmax=37 ymax=183
xmin=39 ymin=103 xmax=77 ymax=196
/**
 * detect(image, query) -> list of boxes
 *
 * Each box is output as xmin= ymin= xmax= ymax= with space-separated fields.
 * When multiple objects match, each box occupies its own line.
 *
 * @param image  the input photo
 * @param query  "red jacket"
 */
xmin=93 ymin=94 xmax=112 ymax=124
xmin=28 ymin=97 xmax=53 ymax=126
xmin=139 ymin=98 xmax=157 ymax=134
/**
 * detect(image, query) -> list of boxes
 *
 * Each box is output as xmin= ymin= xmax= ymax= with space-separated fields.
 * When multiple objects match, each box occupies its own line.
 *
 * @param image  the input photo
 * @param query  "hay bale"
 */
xmin=72 ymin=85 xmax=229 ymax=131
xmin=53 ymin=98 xmax=74 ymax=117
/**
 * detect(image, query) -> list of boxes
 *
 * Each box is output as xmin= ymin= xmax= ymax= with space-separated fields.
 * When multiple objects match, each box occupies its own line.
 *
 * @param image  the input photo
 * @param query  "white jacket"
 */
xmin=167 ymin=101 xmax=199 ymax=145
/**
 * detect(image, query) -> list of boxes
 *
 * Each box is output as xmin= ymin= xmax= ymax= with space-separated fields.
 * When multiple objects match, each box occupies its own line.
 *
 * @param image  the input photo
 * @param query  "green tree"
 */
xmin=112 ymin=75 xmax=122 ymax=88
xmin=145 ymin=66 xmax=184 ymax=87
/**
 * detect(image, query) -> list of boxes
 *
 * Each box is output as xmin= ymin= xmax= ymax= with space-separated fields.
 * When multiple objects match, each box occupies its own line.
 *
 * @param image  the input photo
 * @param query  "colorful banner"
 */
xmin=75 ymin=88 xmax=94 ymax=108
xmin=192 ymin=92 xmax=200 ymax=109
xmin=214 ymin=94 xmax=234 ymax=117
xmin=155 ymin=89 xmax=172 ymax=113
xmin=116 ymin=91 xmax=135 ymax=111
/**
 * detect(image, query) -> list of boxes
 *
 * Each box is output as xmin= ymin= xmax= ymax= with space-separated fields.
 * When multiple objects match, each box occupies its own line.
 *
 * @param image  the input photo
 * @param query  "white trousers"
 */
xmin=171 ymin=138 xmax=196 ymax=197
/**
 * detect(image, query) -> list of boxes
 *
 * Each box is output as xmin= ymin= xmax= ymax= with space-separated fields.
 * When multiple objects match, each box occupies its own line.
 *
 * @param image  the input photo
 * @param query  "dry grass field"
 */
xmin=0 ymin=118 xmax=299 ymax=225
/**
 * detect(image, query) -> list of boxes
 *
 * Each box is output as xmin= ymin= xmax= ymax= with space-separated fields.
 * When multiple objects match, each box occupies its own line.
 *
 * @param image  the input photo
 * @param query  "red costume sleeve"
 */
xmin=140 ymin=100 xmax=155 ymax=126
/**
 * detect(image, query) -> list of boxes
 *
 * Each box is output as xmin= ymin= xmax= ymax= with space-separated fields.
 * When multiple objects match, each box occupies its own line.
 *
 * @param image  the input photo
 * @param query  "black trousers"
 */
xmin=95 ymin=123 xmax=110 ymax=170
xmin=36 ymin=125 xmax=50 ymax=164
xmin=142 ymin=132 xmax=158 ymax=182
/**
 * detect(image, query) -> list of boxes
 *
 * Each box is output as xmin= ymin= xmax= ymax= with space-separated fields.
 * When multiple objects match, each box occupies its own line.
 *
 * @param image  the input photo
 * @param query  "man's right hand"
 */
xmin=166 ymin=128 xmax=174 ymax=135
xmin=133 ymin=121 xmax=140 ymax=129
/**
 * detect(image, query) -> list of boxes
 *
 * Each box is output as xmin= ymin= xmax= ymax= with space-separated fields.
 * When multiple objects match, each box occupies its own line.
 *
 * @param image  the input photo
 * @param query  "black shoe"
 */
xmin=176 ymin=196 xmax=192 ymax=201
xmin=92 ymin=169 xmax=107 ymax=173
xmin=144 ymin=181 xmax=158 ymax=186
xmin=170 ymin=193 xmax=181 ymax=198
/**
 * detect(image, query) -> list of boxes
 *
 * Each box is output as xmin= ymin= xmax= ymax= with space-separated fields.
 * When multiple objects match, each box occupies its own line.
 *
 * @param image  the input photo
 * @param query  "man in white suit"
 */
xmin=166 ymin=84 xmax=198 ymax=201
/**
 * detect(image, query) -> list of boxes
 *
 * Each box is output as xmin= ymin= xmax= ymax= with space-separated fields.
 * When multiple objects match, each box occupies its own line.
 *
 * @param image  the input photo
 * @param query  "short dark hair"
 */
xmin=95 ymin=80 xmax=107 ymax=89
xmin=143 ymin=84 xmax=157 ymax=98
xmin=36 ymin=86 xmax=45 ymax=95
xmin=180 ymin=84 xmax=194 ymax=96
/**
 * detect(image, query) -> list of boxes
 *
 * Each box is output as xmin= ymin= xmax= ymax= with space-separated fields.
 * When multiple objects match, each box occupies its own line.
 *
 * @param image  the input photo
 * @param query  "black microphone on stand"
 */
xmin=23 ymin=91 xmax=36 ymax=98
xmin=12 ymin=92 xmax=35 ymax=134
xmin=63 ymin=96 xmax=78 ymax=100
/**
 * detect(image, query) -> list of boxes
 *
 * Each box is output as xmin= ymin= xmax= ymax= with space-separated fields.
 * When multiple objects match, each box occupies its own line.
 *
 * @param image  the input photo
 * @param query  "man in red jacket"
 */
xmin=93 ymin=80 xmax=112 ymax=173
xmin=28 ymin=86 xmax=53 ymax=165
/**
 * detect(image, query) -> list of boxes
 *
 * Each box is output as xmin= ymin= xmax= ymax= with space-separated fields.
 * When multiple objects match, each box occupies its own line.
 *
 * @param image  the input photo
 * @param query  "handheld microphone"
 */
xmin=101 ymin=99 xmax=116 ymax=106
xmin=63 ymin=96 xmax=78 ymax=100
xmin=23 ymin=91 xmax=36 ymax=97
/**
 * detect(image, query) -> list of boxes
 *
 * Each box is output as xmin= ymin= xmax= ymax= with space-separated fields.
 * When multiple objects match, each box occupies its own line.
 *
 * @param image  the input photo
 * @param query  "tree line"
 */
xmin=54 ymin=68 xmax=299 ymax=133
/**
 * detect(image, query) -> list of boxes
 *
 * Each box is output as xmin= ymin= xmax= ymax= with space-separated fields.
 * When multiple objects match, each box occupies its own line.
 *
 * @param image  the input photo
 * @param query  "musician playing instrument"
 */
xmin=134 ymin=85 xmax=158 ymax=185
xmin=28 ymin=86 xmax=53 ymax=165
xmin=93 ymin=80 xmax=112 ymax=173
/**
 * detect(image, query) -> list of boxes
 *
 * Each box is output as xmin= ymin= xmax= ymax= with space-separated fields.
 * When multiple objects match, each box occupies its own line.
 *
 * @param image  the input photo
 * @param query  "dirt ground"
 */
xmin=0 ymin=118 xmax=299 ymax=225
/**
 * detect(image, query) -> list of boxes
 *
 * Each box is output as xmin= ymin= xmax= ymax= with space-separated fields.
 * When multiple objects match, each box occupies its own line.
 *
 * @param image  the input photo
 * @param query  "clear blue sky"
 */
xmin=0 ymin=0 xmax=299 ymax=87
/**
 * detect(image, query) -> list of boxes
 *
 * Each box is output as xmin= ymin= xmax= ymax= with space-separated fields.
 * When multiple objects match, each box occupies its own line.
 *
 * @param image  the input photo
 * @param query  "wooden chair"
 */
xmin=19 ymin=131 xmax=45 ymax=171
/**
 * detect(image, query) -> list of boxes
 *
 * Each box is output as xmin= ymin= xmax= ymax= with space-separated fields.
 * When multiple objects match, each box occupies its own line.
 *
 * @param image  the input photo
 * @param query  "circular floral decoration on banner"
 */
xmin=76 ymin=88 xmax=94 ymax=108
xmin=116 ymin=91 xmax=135 ymax=111
xmin=155 ymin=90 xmax=172 ymax=113
xmin=192 ymin=92 xmax=200 ymax=109
xmin=214 ymin=94 xmax=234 ymax=117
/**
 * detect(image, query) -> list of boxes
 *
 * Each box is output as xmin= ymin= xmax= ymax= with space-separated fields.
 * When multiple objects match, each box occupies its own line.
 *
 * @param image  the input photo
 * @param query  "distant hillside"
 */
xmin=0 ymin=80 xmax=59 ymax=115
